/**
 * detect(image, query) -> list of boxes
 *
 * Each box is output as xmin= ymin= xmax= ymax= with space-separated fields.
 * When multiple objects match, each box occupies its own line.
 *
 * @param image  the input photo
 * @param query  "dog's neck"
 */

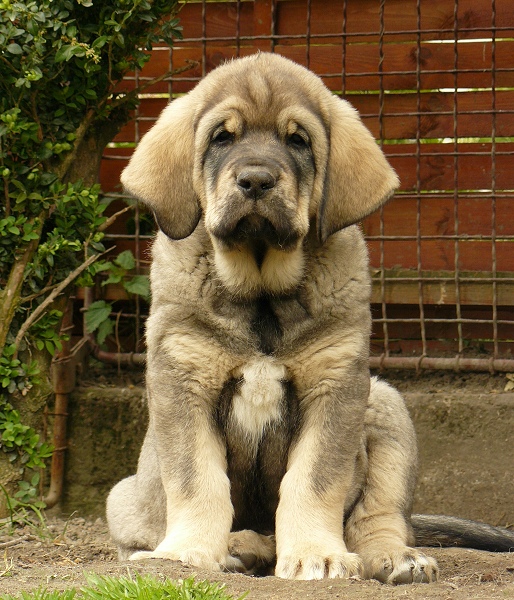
xmin=211 ymin=239 xmax=306 ymax=300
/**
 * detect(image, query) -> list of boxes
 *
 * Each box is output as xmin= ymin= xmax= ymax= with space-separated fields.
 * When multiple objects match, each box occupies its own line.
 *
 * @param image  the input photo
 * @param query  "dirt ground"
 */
xmin=0 ymin=515 xmax=512 ymax=599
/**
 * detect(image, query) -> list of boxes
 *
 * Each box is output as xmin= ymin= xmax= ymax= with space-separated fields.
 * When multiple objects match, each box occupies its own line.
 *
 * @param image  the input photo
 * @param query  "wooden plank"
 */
xmin=121 ymin=88 xmax=514 ymax=143
xmin=353 ymin=90 xmax=514 ymax=140
xmin=253 ymin=0 xmax=274 ymax=51
xmin=366 ymin=238 xmax=514 ymax=271
xmin=370 ymin=271 xmax=514 ymax=305
xmin=275 ymin=41 xmax=514 ymax=91
xmin=165 ymin=0 xmax=514 ymax=43
xmin=100 ymin=147 xmax=131 ymax=193
xmin=275 ymin=0 xmax=514 ymax=41
xmin=384 ymin=143 xmax=514 ymax=192
xmin=94 ymin=275 xmax=514 ymax=308
xmin=134 ymin=46 xmax=256 ymax=94
xmin=113 ymin=130 xmax=514 ymax=196
xmin=363 ymin=195 xmax=514 ymax=237
xmin=175 ymin=1 xmax=254 ymax=41
xmin=370 ymin=304 xmax=514 ymax=348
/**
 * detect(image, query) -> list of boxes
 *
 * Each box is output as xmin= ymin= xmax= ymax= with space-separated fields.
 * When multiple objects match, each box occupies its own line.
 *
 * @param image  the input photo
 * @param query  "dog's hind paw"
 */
xmin=225 ymin=530 xmax=276 ymax=575
xmin=361 ymin=548 xmax=439 ymax=584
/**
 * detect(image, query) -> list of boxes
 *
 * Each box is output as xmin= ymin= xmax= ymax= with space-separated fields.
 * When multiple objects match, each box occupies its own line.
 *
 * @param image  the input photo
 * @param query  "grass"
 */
xmin=0 ymin=573 xmax=248 ymax=600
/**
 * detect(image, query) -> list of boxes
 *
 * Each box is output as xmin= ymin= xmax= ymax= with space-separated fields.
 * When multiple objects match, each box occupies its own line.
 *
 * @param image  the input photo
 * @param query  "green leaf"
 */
xmin=54 ymin=44 xmax=85 ymax=63
xmin=97 ymin=318 xmax=114 ymax=345
xmin=84 ymin=300 xmax=112 ymax=333
xmin=103 ymin=271 xmax=123 ymax=285
xmin=6 ymin=43 xmax=23 ymax=55
xmin=92 ymin=36 xmax=108 ymax=49
xmin=124 ymin=275 xmax=150 ymax=299
xmin=114 ymin=250 xmax=136 ymax=271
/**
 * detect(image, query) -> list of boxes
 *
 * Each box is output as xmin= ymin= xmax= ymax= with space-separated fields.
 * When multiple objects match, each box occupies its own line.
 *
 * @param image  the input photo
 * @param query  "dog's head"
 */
xmin=122 ymin=53 xmax=398 ymax=298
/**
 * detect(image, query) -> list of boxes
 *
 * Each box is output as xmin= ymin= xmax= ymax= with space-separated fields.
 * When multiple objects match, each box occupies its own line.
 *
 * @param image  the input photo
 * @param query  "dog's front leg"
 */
xmin=130 ymin=358 xmax=233 ymax=571
xmin=275 ymin=363 xmax=368 ymax=580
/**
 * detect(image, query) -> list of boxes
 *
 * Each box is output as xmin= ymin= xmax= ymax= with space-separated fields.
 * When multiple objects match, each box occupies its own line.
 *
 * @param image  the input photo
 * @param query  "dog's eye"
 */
xmin=287 ymin=132 xmax=309 ymax=149
xmin=212 ymin=130 xmax=234 ymax=145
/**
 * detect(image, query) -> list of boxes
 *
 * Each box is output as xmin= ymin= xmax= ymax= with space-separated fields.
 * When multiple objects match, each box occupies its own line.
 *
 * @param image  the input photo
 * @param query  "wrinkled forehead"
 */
xmin=193 ymin=62 xmax=329 ymax=135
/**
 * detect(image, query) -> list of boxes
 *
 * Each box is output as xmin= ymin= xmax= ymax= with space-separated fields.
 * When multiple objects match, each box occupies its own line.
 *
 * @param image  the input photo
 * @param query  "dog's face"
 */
xmin=121 ymin=54 xmax=399 ymax=298
xmin=197 ymin=99 xmax=318 ymax=258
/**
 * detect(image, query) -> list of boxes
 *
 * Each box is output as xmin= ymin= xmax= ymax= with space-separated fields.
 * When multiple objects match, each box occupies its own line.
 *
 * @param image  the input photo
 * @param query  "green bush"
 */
xmin=0 ymin=0 xmax=181 ymax=503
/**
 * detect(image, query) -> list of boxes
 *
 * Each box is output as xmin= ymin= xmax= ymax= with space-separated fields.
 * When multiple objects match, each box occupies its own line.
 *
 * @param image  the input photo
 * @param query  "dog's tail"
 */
xmin=412 ymin=514 xmax=514 ymax=552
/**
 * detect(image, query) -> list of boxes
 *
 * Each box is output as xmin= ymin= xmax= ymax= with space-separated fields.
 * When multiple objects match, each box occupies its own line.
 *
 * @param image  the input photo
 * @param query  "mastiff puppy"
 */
xmin=107 ymin=53 xmax=514 ymax=583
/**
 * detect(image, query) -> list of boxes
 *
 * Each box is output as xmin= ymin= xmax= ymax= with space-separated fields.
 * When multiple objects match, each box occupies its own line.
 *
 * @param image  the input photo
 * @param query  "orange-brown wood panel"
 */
xmin=367 ymin=238 xmax=514 ymax=271
xmin=176 ymin=1 xmax=254 ymax=41
xmin=276 ymin=0 xmax=514 ymax=41
xmin=135 ymin=45 xmax=260 ymax=94
xmin=384 ymin=143 xmax=514 ymax=192
xmin=172 ymin=0 xmax=514 ymax=44
xmin=354 ymin=90 xmax=514 ymax=140
xmin=100 ymin=147 xmax=131 ymax=193
xmin=275 ymin=40 xmax=514 ymax=92
xmin=363 ymin=195 xmax=514 ymax=238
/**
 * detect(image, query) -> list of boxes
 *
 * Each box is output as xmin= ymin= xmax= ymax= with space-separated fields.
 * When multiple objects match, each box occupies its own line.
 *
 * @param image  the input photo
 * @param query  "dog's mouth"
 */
xmin=213 ymin=214 xmax=299 ymax=263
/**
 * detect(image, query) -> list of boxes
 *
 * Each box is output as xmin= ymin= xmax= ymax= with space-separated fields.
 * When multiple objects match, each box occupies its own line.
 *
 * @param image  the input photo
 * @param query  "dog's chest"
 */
xmin=243 ymin=292 xmax=312 ymax=355
xmin=250 ymin=296 xmax=283 ymax=354
xmin=214 ymin=294 xmax=309 ymax=443
xmin=216 ymin=358 xmax=299 ymax=533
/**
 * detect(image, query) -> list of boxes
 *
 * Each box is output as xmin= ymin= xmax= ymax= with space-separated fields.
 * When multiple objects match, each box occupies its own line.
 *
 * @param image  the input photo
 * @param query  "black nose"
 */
xmin=236 ymin=169 xmax=276 ymax=199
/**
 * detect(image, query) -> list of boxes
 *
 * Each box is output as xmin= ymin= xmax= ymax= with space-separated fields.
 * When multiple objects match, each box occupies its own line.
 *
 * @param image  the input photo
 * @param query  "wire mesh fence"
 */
xmin=97 ymin=0 xmax=514 ymax=371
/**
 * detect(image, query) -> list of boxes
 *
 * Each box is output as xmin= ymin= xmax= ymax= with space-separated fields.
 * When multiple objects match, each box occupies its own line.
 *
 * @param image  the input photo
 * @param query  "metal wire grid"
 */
xmin=366 ymin=0 xmax=514 ymax=370
xmin=101 ymin=0 xmax=514 ymax=371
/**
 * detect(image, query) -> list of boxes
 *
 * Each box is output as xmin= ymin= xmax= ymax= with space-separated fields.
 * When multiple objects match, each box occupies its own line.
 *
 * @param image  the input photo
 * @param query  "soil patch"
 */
xmin=1 ymin=516 xmax=513 ymax=599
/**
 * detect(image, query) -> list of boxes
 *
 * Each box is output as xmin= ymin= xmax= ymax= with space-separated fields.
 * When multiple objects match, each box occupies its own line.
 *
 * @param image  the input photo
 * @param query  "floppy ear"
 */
xmin=318 ymin=96 xmax=399 ymax=242
xmin=121 ymin=95 xmax=201 ymax=239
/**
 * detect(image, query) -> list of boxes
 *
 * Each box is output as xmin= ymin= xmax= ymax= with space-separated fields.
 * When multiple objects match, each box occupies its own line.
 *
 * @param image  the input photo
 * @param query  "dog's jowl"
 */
xmin=106 ymin=53 xmax=514 ymax=582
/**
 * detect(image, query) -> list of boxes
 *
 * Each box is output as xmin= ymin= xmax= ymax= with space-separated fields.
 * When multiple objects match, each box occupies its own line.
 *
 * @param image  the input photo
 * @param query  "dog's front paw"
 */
xmin=361 ymin=548 xmax=438 ymax=584
xmin=129 ymin=549 xmax=222 ymax=571
xmin=275 ymin=548 xmax=363 ymax=580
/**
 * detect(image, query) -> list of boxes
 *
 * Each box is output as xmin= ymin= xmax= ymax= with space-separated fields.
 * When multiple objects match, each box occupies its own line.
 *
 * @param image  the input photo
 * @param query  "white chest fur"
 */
xmin=230 ymin=357 xmax=286 ymax=445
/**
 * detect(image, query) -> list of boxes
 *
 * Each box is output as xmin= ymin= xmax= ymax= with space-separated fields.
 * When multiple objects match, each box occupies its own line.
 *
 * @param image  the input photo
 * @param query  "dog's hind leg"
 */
xmin=344 ymin=378 xmax=439 ymax=584
xmin=106 ymin=434 xmax=167 ymax=560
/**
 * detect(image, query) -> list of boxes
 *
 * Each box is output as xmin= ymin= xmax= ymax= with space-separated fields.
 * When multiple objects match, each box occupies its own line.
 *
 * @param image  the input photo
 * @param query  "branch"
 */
xmin=13 ymin=249 xmax=111 ymax=358
xmin=0 ymin=137 xmax=10 ymax=216
xmin=30 ymin=91 xmax=43 ymax=142
xmin=0 ymin=54 xmax=21 ymax=75
xmin=20 ymin=281 xmax=61 ymax=305
xmin=0 ymin=211 xmax=46 ymax=352
xmin=98 ymin=203 xmax=135 ymax=232
xmin=53 ymin=108 xmax=97 ymax=181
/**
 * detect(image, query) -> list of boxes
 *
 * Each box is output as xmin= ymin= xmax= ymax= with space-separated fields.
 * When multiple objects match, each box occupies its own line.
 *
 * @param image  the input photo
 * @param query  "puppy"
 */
xmin=106 ymin=53 xmax=514 ymax=583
